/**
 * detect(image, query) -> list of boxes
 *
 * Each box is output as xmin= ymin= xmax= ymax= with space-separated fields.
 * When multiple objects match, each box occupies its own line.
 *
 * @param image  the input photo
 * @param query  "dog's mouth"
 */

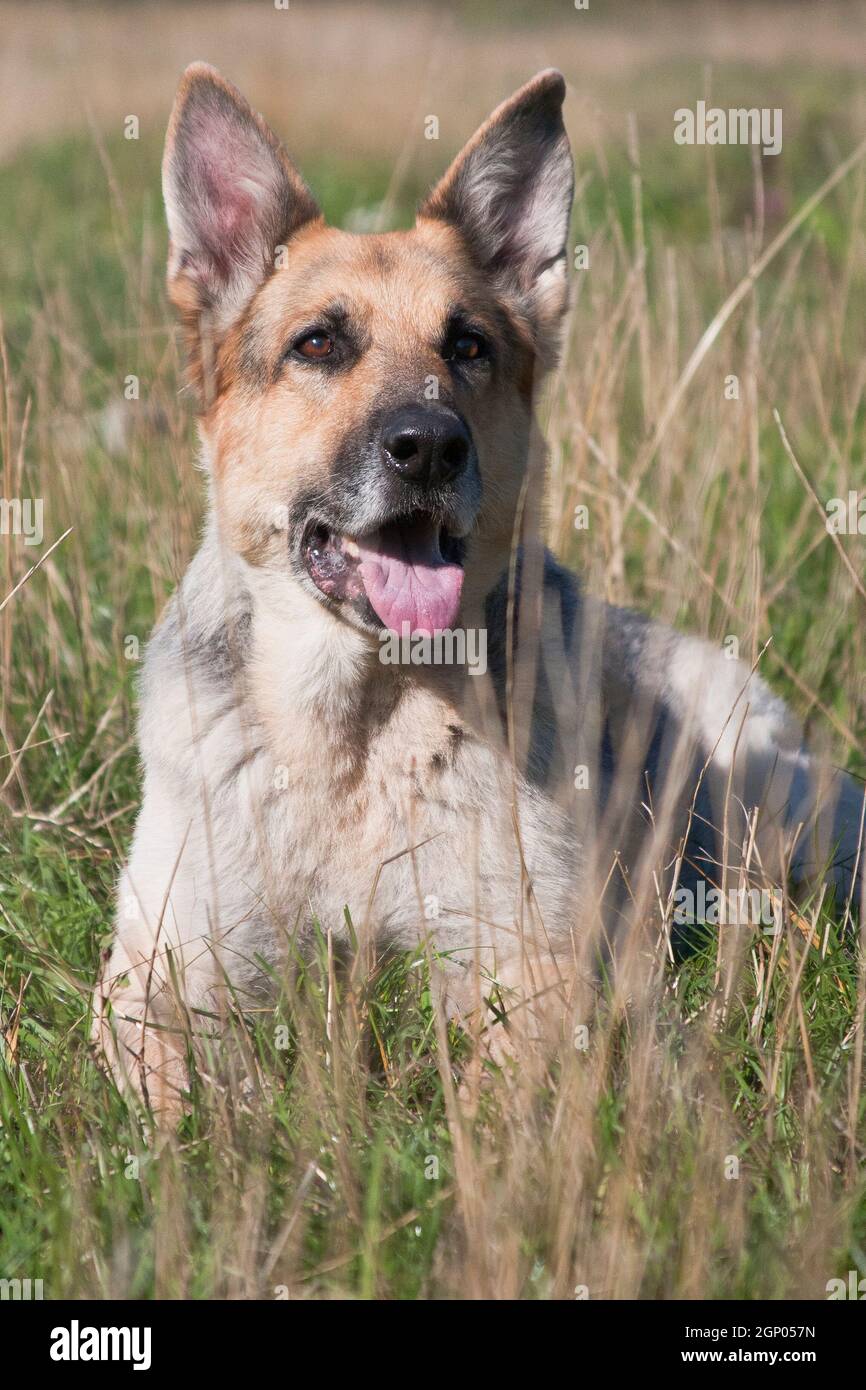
xmin=302 ymin=513 xmax=466 ymax=635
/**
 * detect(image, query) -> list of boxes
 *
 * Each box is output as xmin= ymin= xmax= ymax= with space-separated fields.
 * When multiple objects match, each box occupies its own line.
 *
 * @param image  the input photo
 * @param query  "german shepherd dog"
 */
xmin=95 ymin=64 xmax=864 ymax=1116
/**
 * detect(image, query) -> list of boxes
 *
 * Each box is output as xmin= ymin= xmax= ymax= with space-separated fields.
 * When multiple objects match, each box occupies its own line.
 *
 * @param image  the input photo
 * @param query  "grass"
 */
xmin=2 ymin=5 xmax=866 ymax=1299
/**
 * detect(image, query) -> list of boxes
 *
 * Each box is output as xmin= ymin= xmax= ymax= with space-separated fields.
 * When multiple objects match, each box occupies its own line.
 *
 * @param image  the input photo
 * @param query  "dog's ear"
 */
xmin=419 ymin=70 xmax=573 ymax=363
xmin=163 ymin=63 xmax=321 ymax=396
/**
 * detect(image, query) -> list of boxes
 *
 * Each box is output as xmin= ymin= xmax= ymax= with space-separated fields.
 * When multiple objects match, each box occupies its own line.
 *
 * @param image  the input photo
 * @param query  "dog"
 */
xmin=93 ymin=64 xmax=864 ymax=1117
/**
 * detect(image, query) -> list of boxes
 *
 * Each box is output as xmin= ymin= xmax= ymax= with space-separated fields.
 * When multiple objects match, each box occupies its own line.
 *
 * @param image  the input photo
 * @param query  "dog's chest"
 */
xmin=252 ymin=687 xmax=563 ymax=944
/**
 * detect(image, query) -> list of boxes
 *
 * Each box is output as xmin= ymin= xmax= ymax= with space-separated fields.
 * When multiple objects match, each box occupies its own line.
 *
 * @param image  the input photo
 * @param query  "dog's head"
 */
xmin=163 ymin=64 xmax=573 ymax=636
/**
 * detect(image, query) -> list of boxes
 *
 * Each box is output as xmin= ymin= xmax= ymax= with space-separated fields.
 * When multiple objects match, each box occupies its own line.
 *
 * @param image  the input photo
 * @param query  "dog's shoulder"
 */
xmin=482 ymin=546 xmax=582 ymax=671
xmin=145 ymin=524 xmax=252 ymax=687
xmin=138 ymin=525 xmax=253 ymax=780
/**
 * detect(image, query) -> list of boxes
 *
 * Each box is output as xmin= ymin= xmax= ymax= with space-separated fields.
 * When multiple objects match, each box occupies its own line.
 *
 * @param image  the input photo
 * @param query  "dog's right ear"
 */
xmin=163 ymin=63 xmax=321 ymax=397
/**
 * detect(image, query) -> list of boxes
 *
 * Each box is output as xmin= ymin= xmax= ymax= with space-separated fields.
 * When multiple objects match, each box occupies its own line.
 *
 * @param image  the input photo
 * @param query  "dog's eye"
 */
xmin=293 ymin=331 xmax=335 ymax=361
xmin=448 ymin=331 xmax=488 ymax=363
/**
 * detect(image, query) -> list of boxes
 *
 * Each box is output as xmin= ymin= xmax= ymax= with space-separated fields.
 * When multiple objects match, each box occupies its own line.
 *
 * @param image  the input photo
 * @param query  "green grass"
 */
xmin=1 ymin=64 xmax=866 ymax=1298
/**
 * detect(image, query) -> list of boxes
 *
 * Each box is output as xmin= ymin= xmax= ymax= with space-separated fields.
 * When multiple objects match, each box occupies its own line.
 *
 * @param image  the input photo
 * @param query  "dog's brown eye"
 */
xmin=450 ymin=331 xmax=487 ymax=362
xmin=294 ymin=331 xmax=334 ymax=360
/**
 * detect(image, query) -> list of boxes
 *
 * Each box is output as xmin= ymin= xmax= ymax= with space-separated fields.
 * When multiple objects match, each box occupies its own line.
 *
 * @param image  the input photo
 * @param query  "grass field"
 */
xmin=1 ymin=0 xmax=866 ymax=1299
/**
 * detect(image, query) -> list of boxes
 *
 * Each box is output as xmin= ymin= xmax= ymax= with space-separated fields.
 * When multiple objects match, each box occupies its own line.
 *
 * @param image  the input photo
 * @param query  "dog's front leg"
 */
xmin=432 ymin=942 xmax=583 ymax=1103
xmin=93 ymin=954 xmax=191 ymax=1123
xmin=93 ymin=866 xmax=202 ymax=1122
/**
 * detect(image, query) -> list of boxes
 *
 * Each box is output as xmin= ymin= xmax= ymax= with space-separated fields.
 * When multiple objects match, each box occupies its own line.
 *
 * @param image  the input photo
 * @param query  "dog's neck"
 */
xmin=238 ymin=560 xmax=464 ymax=764
xmin=230 ymin=532 xmax=522 ymax=773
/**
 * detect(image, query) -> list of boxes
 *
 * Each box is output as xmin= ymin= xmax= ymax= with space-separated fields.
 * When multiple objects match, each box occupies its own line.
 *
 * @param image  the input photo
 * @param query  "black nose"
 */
xmin=380 ymin=406 xmax=472 ymax=488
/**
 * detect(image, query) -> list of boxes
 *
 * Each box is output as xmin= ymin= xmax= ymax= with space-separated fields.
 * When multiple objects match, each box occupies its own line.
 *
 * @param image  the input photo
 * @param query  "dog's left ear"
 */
xmin=419 ymin=70 xmax=573 ymax=362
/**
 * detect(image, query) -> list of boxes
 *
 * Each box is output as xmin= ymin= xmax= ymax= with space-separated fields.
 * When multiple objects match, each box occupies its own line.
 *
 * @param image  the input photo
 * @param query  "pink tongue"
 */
xmin=357 ymin=518 xmax=464 ymax=635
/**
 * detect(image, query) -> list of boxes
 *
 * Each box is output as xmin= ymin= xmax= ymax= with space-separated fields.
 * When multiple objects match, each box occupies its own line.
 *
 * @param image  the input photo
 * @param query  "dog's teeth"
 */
xmin=343 ymin=538 xmax=360 ymax=558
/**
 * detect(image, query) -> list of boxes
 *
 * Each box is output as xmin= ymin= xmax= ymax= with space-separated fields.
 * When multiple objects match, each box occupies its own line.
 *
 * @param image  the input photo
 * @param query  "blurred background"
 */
xmin=3 ymin=0 xmax=866 ymax=164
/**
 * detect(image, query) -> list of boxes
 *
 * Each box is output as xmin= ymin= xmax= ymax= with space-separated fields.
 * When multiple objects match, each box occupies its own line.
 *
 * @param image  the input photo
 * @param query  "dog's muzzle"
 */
xmin=298 ymin=405 xmax=479 ymax=636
